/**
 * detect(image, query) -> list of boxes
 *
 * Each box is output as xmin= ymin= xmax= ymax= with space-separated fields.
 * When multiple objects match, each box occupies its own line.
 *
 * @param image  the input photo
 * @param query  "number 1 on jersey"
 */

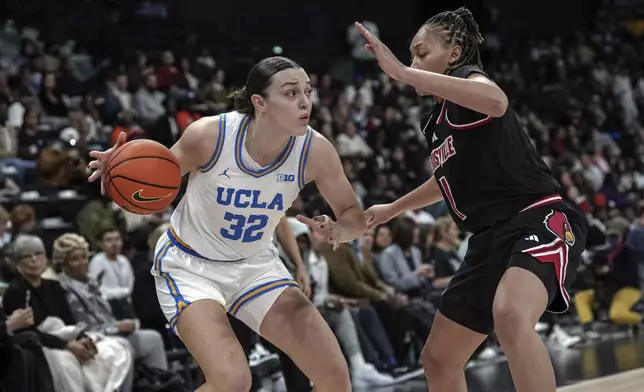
xmin=221 ymin=212 xmax=269 ymax=243
xmin=438 ymin=176 xmax=467 ymax=220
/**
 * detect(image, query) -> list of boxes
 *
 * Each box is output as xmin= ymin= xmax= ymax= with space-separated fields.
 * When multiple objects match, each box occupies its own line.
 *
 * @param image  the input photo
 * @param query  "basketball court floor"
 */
xmin=356 ymin=334 xmax=644 ymax=391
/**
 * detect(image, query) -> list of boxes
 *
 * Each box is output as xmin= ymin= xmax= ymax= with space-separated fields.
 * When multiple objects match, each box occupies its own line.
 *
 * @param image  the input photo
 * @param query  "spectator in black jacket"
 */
xmin=0 ymin=305 xmax=55 ymax=392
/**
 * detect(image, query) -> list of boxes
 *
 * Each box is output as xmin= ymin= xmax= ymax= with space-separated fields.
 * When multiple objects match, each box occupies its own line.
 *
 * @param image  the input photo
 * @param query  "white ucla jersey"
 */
xmin=169 ymin=111 xmax=314 ymax=261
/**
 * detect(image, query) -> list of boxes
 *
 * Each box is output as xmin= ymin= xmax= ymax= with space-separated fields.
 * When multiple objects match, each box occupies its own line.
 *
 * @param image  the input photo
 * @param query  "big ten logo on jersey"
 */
xmin=216 ymin=186 xmax=284 ymax=243
xmin=431 ymin=135 xmax=456 ymax=170
xmin=277 ymin=173 xmax=295 ymax=183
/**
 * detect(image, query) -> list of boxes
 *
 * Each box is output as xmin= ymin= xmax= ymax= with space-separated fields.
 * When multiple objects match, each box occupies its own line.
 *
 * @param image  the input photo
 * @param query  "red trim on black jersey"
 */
xmin=445 ymin=112 xmax=494 ymax=130
xmin=520 ymin=195 xmax=562 ymax=213
xmin=436 ymin=100 xmax=447 ymax=124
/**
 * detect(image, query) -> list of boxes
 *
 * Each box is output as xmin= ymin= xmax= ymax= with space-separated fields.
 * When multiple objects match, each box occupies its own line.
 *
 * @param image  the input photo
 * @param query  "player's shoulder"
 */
xmin=307 ymin=127 xmax=336 ymax=158
xmin=450 ymin=65 xmax=490 ymax=80
xmin=300 ymin=127 xmax=342 ymax=181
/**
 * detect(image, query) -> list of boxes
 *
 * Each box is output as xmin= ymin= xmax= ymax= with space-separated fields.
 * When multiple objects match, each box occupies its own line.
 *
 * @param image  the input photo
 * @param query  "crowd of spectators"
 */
xmin=1 ymin=4 xmax=644 ymax=392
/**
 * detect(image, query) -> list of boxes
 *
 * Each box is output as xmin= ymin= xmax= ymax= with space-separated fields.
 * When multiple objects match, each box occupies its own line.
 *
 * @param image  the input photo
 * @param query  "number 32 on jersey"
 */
xmin=221 ymin=213 xmax=269 ymax=243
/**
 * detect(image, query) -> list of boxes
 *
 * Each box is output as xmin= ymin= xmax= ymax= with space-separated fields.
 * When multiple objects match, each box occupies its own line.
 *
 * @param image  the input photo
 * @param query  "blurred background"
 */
xmin=1 ymin=0 xmax=644 ymax=391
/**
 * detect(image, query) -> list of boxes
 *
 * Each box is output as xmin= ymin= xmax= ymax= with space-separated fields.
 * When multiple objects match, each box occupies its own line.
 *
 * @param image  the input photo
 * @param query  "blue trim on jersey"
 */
xmin=153 ymin=240 xmax=190 ymax=334
xmin=166 ymin=228 xmax=242 ymax=262
xmin=234 ymin=114 xmax=296 ymax=178
xmin=199 ymin=113 xmax=227 ymax=173
xmin=297 ymin=127 xmax=313 ymax=189
xmin=228 ymin=278 xmax=299 ymax=316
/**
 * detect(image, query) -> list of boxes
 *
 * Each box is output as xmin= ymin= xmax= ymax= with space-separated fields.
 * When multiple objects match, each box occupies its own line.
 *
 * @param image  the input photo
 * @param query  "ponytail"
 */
xmin=227 ymin=86 xmax=254 ymax=114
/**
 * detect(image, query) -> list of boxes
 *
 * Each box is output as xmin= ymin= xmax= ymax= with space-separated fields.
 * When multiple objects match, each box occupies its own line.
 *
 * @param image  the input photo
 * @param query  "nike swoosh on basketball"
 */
xmin=131 ymin=189 xmax=172 ymax=203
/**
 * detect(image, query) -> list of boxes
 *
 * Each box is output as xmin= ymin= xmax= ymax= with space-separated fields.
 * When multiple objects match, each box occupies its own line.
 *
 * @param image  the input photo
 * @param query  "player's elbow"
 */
xmin=489 ymin=92 xmax=509 ymax=118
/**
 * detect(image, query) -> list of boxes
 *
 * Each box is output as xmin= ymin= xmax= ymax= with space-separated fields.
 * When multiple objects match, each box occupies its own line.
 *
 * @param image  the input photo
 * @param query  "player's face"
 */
xmin=263 ymin=68 xmax=313 ymax=136
xmin=409 ymin=29 xmax=462 ymax=96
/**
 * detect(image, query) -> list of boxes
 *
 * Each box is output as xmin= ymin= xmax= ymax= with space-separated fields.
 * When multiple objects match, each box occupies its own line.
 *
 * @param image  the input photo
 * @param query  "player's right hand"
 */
xmin=87 ymin=132 xmax=127 ymax=195
xmin=364 ymin=203 xmax=397 ymax=229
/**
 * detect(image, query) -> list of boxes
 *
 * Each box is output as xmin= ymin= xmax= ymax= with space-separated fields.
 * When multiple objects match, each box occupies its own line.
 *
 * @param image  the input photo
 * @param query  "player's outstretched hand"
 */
xmin=87 ymin=132 xmax=127 ymax=195
xmin=364 ymin=203 xmax=397 ymax=229
xmin=296 ymin=214 xmax=340 ymax=251
xmin=355 ymin=22 xmax=406 ymax=81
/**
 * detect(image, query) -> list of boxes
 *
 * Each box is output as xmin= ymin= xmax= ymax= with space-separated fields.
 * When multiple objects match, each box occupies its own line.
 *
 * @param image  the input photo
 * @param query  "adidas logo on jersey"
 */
xmin=525 ymin=234 xmax=539 ymax=242
xmin=432 ymin=133 xmax=438 ymax=142
xmin=277 ymin=174 xmax=295 ymax=183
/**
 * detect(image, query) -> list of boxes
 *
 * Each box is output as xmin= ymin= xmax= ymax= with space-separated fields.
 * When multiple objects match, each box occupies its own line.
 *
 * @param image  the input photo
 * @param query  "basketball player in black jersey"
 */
xmin=356 ymin=8 xmax=587 ymax=392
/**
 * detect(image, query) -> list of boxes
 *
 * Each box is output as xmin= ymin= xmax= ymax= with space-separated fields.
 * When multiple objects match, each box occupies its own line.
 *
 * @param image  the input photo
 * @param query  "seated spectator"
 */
xmin=89 ymin=228 xmax=135 ymax=319
xmin=35 ymin=142 xmax=86 ymax=190
xmin=103 ymin=71 xmax=134 ymax=124
xmin=134 ymin=72 xmax=166 ymax=127
xmin=324 ymin=229 xmax=432 ymax=365
xmin=379 ymin=217 xmax=435 ymax=299
xmin=10 ymin=203 xmax=36 ymax=239
xmin=2 ymin=234 xmax=131 ymax=392
xmin=110 ymin=109 xmax=145 ymax=147
xmin=371 ymin=224 xmax=392 ymax=266
xmin=76 ymin=183 xmax=123 ymax=251
xmin=16 ymin=106 xmax=42 ymax=161
xmin=198 ymin=69 xmax=229 ymax=114
xmin=336 ymin=121 xmax=372 ymax=158
xmin=288 ymin=217 xmax=393 ymax=387
xmin=52 ymin=233 xmax=168 ymax=375
xmin=0 ymin=305 xmax=55 ymax=392
xmin=0 ymin=105 xmax=18 ymax=159
xmin=574 ymin=227 xmax=642 ymax=336
xmin=0 ymin=207 xmax=11 ymax=247
xmin=427 ymin=217 xmax=462 ymax=290
xmin=38 ymin=72 xmax=68 ymax=118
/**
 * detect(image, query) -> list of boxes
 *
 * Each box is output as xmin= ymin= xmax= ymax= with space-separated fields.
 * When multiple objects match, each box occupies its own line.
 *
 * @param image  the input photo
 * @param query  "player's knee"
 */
xmin=206 ymin=367 xmax=252 ymax=392
xmin=314 ymin=358 xmax=351 ymax=391
xmin=492 ymin=300 xmax=532 ymax=346
xmin=421 ymin=342 xmax=456 ymax=376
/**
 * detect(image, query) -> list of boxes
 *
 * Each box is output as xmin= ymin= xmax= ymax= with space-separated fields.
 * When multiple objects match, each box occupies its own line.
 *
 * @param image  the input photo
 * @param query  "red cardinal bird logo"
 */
xmin=543 ymin=210 xmax=575 ymax=246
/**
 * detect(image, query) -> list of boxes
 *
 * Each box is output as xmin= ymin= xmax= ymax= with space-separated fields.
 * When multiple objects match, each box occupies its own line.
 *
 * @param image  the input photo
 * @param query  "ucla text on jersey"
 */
xmin=169 ymin=111 xmax=314 ymax=261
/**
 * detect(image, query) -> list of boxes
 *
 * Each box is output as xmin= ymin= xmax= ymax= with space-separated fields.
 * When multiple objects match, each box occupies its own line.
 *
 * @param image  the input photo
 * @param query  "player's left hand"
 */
xmin=295 ymin=267 xmax=311 ymax=298
xmin=296 ymin=214 xmax=340 ymax=251
xmin=355 ymin=22 xmax=406 ymax=81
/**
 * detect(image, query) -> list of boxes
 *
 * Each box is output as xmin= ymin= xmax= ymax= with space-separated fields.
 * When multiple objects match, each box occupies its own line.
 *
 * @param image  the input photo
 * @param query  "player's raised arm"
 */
xmin=298 ymin=132 xmax=366 ymax=245
xmin=355 ymin=11 xmax=508 ymax=118
xmin=170 ymin=116 xmax=223 ymax=176
xmin=398 ymin=70 xmax=507 ymax=117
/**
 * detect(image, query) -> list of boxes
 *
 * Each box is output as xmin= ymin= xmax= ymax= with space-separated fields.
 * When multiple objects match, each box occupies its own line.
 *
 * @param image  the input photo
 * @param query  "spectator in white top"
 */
xmin=89 ymin=228 xmax=134 ymax=303
xmin=336 ymin=121 xmax=371 ymax=158
xmin=133 ymin=72 xmax=166 ymax=126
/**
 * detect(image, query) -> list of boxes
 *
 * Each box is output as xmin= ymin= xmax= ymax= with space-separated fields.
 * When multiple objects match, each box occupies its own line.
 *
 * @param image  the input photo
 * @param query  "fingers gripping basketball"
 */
xmin=105 ymin=140 xmax=182 ymax=214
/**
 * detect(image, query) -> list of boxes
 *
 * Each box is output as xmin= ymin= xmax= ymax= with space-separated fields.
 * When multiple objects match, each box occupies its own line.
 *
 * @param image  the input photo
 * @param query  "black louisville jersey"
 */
xmin=423 ymin=65 xmax=560 ymax=233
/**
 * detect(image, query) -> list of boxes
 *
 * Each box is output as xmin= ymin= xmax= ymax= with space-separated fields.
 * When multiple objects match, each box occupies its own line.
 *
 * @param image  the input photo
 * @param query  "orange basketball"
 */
xmin=105 ymin=140 xmax=181 ymax=215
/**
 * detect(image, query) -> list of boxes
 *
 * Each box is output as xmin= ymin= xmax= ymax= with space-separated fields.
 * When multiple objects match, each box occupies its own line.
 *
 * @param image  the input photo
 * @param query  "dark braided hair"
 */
xmin=422 ymin=7 xmax=484 ymax=72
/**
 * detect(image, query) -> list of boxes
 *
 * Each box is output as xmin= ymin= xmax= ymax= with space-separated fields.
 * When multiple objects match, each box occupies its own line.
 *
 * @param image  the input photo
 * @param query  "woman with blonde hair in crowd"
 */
xmin=53 ymin=232 xmax=168 ymax=392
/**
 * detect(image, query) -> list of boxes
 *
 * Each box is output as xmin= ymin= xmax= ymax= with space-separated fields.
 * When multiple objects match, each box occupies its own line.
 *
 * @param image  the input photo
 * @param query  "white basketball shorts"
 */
xmin=151 ymin=230 xmax=298 ymax=334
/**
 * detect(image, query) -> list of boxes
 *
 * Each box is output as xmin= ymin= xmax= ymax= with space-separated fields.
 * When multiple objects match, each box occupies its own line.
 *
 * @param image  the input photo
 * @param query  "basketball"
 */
xmin=105 ymin=139 xmax=181 ymax=215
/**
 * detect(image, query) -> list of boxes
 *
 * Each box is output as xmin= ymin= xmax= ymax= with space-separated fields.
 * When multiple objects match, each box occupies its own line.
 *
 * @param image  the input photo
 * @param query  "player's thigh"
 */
xmin=151 ymin=242 xmax=226 ymax=332
xmin=439 ymin=235 xmax=506 ymax=335
xmin=176 ymin=299 xmax=251 ymax=390
xmin=260 ymin=287 xmax=350 ymax=387
xmin=421 ymin=310 xmax=488 ymax=371
xmin=493 ymin=260 xmax=551 ymax=334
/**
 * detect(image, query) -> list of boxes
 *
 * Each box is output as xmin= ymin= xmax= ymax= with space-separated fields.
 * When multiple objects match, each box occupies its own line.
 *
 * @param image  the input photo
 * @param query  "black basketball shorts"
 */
xmin=439 ymin=200 xmax=587 ymax=334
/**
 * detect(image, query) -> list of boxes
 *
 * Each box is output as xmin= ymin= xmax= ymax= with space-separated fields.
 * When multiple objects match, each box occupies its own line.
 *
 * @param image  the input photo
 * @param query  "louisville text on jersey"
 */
xmin=431 ymin=135 xmax=456 ymax=170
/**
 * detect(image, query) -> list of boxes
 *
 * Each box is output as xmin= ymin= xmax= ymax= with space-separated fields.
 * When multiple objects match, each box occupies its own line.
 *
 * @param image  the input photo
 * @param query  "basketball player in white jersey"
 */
xmin=87 ymin=57 xmax=366 ymax=392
